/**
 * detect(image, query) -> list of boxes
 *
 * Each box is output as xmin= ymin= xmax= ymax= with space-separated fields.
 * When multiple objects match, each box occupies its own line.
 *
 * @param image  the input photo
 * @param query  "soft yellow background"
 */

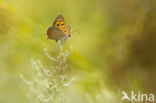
xmin=0 ymin=0 xmax=156 ymax=103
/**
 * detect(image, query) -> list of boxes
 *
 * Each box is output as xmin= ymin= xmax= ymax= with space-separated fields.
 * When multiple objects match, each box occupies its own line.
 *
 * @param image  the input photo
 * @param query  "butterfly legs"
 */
xmin=56 ymin=39 xmax=66 ymax=44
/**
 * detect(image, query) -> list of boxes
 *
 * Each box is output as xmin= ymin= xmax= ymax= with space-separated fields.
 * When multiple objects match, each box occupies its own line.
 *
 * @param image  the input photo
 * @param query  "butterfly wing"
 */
xmin=52 ymin=15 xmax=64 ymax=26
xmin=52 ymin=15 xmax=71 ymax=36
xmin=47 ymin=26 xmax=68 ymax=40
xmin=47 ymin=15 xmax=71 ymax=40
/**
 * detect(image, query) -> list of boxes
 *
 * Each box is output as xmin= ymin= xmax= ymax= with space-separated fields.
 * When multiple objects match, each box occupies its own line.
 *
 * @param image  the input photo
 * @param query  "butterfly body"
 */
xmin=47 ymin=15 xmax=71 ymax=40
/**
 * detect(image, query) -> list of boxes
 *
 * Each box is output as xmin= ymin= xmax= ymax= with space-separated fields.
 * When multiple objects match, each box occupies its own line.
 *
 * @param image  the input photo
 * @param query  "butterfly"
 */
xmin=46 ymin=14 xmax=71 ymax=41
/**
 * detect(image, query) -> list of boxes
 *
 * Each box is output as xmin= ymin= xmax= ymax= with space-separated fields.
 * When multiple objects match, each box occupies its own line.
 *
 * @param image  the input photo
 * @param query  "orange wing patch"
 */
xmin=53 ymin=15 xmax=70 ymax=35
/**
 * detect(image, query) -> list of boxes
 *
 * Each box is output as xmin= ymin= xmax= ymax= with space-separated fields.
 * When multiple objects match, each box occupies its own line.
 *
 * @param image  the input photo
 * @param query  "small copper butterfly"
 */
xmin=46 ymin=15 xmax=71 ymax=41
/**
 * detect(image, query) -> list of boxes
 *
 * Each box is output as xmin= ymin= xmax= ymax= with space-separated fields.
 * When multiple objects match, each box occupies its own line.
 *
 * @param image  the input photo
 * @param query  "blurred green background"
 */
xmin=0 ymin=0 xmax=156 ymax=103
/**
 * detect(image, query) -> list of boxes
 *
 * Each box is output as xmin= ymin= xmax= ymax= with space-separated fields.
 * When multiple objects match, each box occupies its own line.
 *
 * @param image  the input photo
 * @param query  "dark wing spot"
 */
xmin=69 ymin=35 xmax=71 ymax=37
xmin=62 ymin=24 xmax=64 ymax=26
xmin=57 ymin=24 xmax=59 ymax=26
